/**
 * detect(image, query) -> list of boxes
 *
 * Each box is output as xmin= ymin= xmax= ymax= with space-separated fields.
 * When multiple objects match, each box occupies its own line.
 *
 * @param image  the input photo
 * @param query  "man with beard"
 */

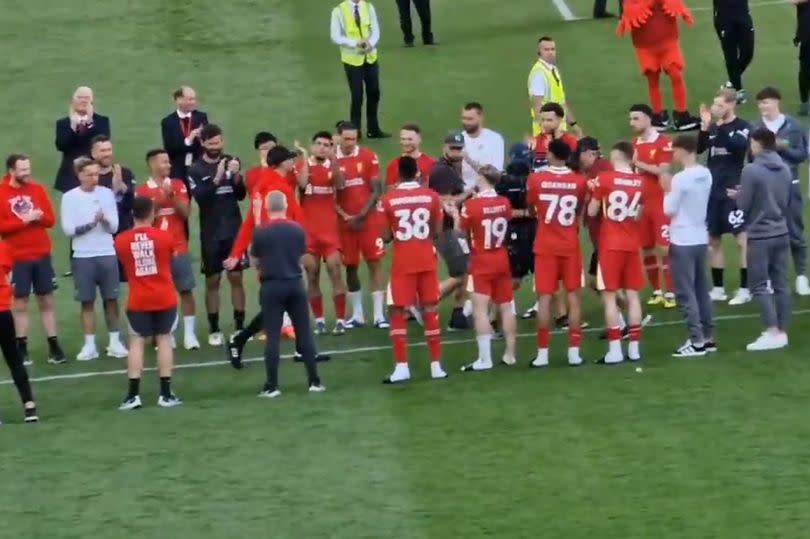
xmin=92 ymin=136 xmax=135 ymax=240
xmin=460 ymin=102 xmax=505 ymax=193
xmin=532 ymin=103 xmax=579 ymax=172
xmin=385 ymin=124 xmax=435 ymax=189
xmin=188 ymin=124 xmax=247 ymax=346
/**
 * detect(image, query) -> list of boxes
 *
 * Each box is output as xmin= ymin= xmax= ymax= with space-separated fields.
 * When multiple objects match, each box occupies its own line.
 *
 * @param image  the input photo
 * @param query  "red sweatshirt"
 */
xmin=0 ymin=175 xmax=55 ymax=261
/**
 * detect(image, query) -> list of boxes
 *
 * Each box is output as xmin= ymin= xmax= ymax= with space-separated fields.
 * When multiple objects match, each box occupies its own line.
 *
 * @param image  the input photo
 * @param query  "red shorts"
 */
xmin=533 ymin=252 xmax=582 ymax=294
xmin=467 ymin=272 xmax=514 ymax=304
xmin=634 ymin=41 xmax=684 ymax=75
xmin=339 ymin=218 xmax=385 ymax=266
xmin=640 ymin=210 xmax=670 ymax=249
xmin=306 ymin=234 xmax=340 ymax=260
xmin=596 ymin=250 xmax=645 ymax=292
xmin=387 ymin=270 xmax=440 ymax=307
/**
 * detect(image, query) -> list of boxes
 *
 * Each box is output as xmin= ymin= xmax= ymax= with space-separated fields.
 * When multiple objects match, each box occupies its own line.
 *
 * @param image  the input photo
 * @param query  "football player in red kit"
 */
xmin=379 ymin=156 xmax=447 ymax=383
xmin=294 ymin=132 xmax=348 ymax=336
xmin=629 ymin=104 xmax=676 ymax=308
xmin=588 ymin=141 xmax=646 ymax=365
xmin=526 ymin=140 xmax=588 ymax=367
xmin=384 ymin=124 xmax=435 ymax=190
xmin=448 ymin=166 xmax=517 ymax=372
xmin=334 ymin=122 xmax=388 ymax=329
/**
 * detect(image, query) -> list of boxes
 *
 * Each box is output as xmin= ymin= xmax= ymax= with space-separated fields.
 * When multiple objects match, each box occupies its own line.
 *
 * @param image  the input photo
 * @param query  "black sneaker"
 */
xmin=19 ymin=347 xmax=31 ymax=367
xmin=366 ymin=131 xmax=391 ymax=139
xmin=555 ymin=315 xmax=569 ymax=330
xmin=705 ymin=340 xmax=718 ymax=353
xmin=652 ymin=110 xmax=670 ymax=131
xmin=673 ymin=110 xmax=700 ymax=131
xmin=24 ymin=407 xmax=39 ymax=423
xmin=447 ymin=309 xmax=471 ymax=331
xmin=258 ymin=385 xmax=281 ymax=399
xmin=226 ymin=334 xmax=243 ymax=370
xmin=48 ymin=351 xmax=67 ymax=365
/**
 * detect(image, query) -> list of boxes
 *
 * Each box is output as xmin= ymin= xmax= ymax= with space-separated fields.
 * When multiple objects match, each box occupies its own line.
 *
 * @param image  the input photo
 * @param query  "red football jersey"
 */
xmin=533 ymin=132 xmax=578 ymax=167
xmin=337 ymin=146 xmax=380 ymax=215
xmin=633 ymin=132 xmax=672 ymax=205
xmin=295 ymin=158 xmax=338 ymax=237
xmin=526 ymin=167 xmax=587 ymax=256
xmin=135 ymin=178 xmax=190 ymax=254
xmin=380 ymin=182 xmax=442 ymax=275
xmin=385 ymin=154 xmax=435 ymax=187
xmin=593 ymin=170 xmax=645 ymax=252
xmin=459 ymin=190 xmax=511 ymax=276
xmin=0 ymin=240 xmax=12 ymax=311
xmin=114 ymin=226 xmax=178 ymax=311
xmin=583 ymin=158 xmax=613 ymax=246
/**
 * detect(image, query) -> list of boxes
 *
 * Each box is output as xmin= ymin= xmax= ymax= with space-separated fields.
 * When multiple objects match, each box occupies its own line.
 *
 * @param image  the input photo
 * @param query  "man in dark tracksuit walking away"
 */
xmin=751 ymin=87 xmax=810 ymax=295
xmin=249 ymin=191 xmax=324 ymax=398
xmin=732 ymin=128 xmax=792 ymax=352
xmin=663 ymin=136 xmax=716 ymax=358
xmin=714 ymin=0 xmax=754 ymax=104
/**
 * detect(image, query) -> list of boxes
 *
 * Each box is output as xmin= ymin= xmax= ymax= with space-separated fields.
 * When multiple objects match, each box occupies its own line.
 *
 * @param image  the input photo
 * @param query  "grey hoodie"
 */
xmin=749 ymin=115 xmax=808 ymax=181
xmin=737 ymin=150 xmax=791 ymax=240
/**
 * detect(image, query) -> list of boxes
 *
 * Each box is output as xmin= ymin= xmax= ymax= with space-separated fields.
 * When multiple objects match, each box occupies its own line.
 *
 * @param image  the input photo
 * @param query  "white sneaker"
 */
xmin=501 ymin=355 xmax=516 ymax=366
xmin=308 ymin=384 xmax=326 ymax=393
xmin=567 ymin=349 xmax=583 ymax=366
xmin=208 ymin=332 xmax=224 ymax=347
xmin=602 ymin=352 xmax=624 ymax=365
xmin=76 ymin=345 xmax=99 ymax=362
xmin=157 ymin=394 xmax=183 ymax=407
xmin=796 ymin=275 xmax=810 ymax=296
xmin=728 ymin=288 xmax=752 ymax=306
xmin=531 ymin=350 xmax=549 ymax=368
xmin=106 ymin=340 xmax=129 ymax=359
xmin=709 ymin=287 xmax=728 ymax=302
xmin=461 ymin=358 xmax=493 ymax=372
xmin=431 ymin=362 xmax=448 ymax=379
xmin=184 ymin=334 xmax=200 ymax=351
xmin=119 ymin=395 xmax=142 ymax=411
xmin=746 ymin=332 xmax=788 ymax=351
xmin=259 ymin=388 xmax=282 ymax=398
xmin=383 ymin=364 xmax=411 ymax=384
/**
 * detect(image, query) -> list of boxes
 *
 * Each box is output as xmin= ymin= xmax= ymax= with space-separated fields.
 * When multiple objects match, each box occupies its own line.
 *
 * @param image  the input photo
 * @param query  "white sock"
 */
xmin=184 ymin=316 xmax=196 ymax=336
xmin=617 ymin=312 xmax=627 ymax=330
xmin=282 ymin=312 xmax=292 ymax=327
xmin=372 ymin=291 xmax=385 ymax=322
xmin=509 ymin=299 xmax=516 ymax=315
xmin=84 ymin=334 xmax=95 ymax=348
xmin=476 ymin=335 xmax=492 ymax=365
xmin=608 ymin=339 xmax=622 ymax=357
xmin=348 ymin=290 xmax=364 ymax=322
xmin=628 ymin=340 xmax=640 ymax=360
xmin=462 ymin=299 xmax=473 ymax=317
xmin=109 ymin=331 xmax=120 ymax=345
xmin=568 ymin=346 xmax=581 ymax=359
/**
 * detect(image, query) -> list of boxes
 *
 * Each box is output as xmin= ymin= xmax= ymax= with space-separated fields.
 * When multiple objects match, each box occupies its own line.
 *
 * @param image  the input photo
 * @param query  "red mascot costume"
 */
xmin=618 ymin=0 xmax=699 ymax=131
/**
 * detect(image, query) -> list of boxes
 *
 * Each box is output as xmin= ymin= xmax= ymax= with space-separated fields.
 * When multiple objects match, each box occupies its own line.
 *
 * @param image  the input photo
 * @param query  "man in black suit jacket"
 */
xmin=54 ymin=86 xmax=111 ymax=193
xmin=161 ymin=86 xmax=209 ymax=183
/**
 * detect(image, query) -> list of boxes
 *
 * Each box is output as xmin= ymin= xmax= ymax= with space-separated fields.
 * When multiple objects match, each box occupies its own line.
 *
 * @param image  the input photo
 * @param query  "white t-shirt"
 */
xmin=60 ymin=185 xmax=118 ymax=257
xmin=663 ymin=165 xmax=713 ymax=246
xmin=461 ymin=128 xmax=505 ymax=189
xmin=762 ymin=114 xmax=786 ymax=134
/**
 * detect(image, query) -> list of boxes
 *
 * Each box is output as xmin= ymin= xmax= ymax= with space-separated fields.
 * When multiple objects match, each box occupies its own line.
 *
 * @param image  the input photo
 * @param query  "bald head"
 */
xmin=174 ymin=85 xmax=197 ymax=113
xmin=267 ymin=190 xmax=288 ymax=216
xmin=71 ymin=86 xmax=94 ymax=115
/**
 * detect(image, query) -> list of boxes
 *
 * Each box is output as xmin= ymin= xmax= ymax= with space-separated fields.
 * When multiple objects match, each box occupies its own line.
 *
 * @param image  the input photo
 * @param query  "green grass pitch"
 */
xmin=2 ymin=0 xmax=810 ymax=537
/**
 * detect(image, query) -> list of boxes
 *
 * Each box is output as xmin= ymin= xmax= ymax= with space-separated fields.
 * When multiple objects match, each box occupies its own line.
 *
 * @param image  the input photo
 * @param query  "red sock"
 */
xmin=663 ymin=260 xmax=673 ymax=292
xmin=645 ymin=71 xmax=664 ymax=112
xmin=536 ymin=326 xmax=550 ymax=349
xmin=628 ymin=324 xmax=641 ymax=342
xmin=568 ymin=326 xmax=582 ymax=348
xmin=607 ymin=326 xmax=622 ymax=342
xmin=668 ymin=68 xmax=687 ymax=112
xmin=333 ymin=293 xmax=346 ymax=320
xmin=309 ymin=296 xmax=324 ymax=318
xmin=390 ymin=310 xmax=408 ymax=363
xmin=644 ymin=255 xmax=660 ymax=290
xmin=423 ymin=311 xmax=441 ymax=362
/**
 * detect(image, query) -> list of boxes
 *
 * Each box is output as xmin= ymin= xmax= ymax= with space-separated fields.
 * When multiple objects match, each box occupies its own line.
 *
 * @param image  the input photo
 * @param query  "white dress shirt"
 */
xmin=461 ymin=128 xmax=505 ymax=189
xmin=330 ymin=1 xmax=380 ymax=52
xmin=60 ymin=185 xmax=118 ymax=257
xmin=528 ymin=60 xmax=559 ymax=98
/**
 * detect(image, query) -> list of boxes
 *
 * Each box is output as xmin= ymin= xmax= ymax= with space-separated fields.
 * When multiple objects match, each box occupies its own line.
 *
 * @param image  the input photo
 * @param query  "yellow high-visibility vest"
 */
xmin=338 ymin=1 xmax=378 ymax=66
xmin=528 ymin=60 xmax=567 ymax=135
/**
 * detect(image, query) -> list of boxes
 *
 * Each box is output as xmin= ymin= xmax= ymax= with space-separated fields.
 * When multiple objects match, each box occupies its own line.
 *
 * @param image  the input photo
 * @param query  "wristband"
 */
xmin=569 ymin=121 xmax=578 ymax=127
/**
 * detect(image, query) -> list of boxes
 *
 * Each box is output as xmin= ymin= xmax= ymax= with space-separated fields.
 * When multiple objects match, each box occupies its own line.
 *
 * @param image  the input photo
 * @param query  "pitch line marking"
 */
xmin=552 ymin=0 xmax=578 ymax=21
xmin=2 ymin=309 xmax=808 ymax=386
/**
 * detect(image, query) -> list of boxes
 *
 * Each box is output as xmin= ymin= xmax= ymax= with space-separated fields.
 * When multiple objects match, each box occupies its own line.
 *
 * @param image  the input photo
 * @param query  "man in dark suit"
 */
xmin=54 ymin=86 xmax=111 ymax=193
xmin=160 ymin=86 xmax=208 ymax=183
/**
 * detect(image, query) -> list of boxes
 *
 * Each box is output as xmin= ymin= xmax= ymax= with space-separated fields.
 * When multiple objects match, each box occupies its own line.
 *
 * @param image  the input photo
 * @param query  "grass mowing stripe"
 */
xmin=5 ymin=308 xmax=807 ymax=386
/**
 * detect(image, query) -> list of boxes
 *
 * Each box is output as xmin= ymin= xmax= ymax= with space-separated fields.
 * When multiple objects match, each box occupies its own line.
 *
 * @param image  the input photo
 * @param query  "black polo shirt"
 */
xmin=250 ymin=219 xmax=305 ymax=281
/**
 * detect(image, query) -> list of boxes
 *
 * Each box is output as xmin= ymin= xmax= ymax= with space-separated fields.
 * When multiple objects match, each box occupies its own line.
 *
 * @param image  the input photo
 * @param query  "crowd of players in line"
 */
xmin=0 ymin=80 xmax=806 ymax=418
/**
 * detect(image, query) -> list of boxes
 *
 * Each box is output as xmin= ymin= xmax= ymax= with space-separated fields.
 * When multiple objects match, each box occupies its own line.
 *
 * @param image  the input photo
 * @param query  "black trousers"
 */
xmin=260 ymin=280 xmax=319 ymax=389
xmin=0 ymin=311 xmax=34 ymax=404
xmin=715 ymin=17 xmax=755 ymax=90
xmin=395 ymin=0 xmax=433 ymax=44
xmin=799 ymin=37 xmax=810 ymax=103
xmin=344 ymin=61 xmax=381 ymax=134
xmin=593 ymin=0 xmax=622 ymax=16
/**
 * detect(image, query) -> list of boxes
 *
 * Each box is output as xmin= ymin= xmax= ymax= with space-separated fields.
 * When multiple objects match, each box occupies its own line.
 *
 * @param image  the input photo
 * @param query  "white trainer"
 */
xmin=76 ymin=345 xmax=99 ymax=362
xmin=430 ymin=362 xmax=448 ymax=379
xmin=746 ymin=332 xmax=788 ymax=352
xmin=728 ymin=288 xmax=752 ymax=306
xmin=796 ymin=275 xmax=810 ymax=296
xmin=308 ymin=385 xmax=326 ymax=393
xmin=208 ymin=332 xmax=224 ymax=347
xmin=106 ymin=340 xmax=129 ymax=359
xmin=157 ymin=394 xmax=183 ymax=407
xmin=709 ymin=287 xmax=728 ymax=302
xmin=118 ymin=395 xmax=142 ymax=411
xmin=184 ymin=334 xmax=200 ymax=351
xmin=501 ymin=355 xmax=516 ymax=366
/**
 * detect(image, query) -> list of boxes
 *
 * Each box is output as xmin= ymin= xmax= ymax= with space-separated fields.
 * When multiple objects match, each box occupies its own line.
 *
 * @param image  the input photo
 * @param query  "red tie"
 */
xmin=181 ymin=117 xmax=191 ymax=138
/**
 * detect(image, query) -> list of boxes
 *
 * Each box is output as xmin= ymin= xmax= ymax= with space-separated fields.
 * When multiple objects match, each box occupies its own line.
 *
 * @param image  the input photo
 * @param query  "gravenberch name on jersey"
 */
xmin=391 ymin=195 xmax=432 ymax=205
xmin=540 ymin=181 xmax=578 ymax=190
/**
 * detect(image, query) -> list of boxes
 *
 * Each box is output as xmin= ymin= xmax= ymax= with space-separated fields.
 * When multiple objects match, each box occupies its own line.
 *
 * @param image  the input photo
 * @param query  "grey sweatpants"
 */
xmin=787 ymin=182 xmax=806 ymax=276
xmin=747 ymin=235 xmax=792 ymax=331
xmin=670 ymin=244 xmax=714 ymax=344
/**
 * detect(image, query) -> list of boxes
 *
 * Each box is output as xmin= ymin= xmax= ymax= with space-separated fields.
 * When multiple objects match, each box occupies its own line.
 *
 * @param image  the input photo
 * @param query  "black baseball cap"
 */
xmin=577 ymin=136 xmax=600 ymax=153
xmin=444 ymin=131 xmax=465 ymax=148
xmin=266 ymin=146 xmax=298 ymax=167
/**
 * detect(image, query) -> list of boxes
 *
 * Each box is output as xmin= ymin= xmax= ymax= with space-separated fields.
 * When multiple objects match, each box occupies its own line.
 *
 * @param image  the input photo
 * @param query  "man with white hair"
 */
xmin=54 ymin=86 xmax=111 ymax=193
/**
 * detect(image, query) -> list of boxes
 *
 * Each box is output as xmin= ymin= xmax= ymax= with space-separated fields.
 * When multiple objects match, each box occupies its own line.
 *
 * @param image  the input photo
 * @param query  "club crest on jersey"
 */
xmin=357 ymin=162 xmax=363 ymax=173
xmin=650 ymin=150 xmax=656 ymax=158
xmin=9 ymin=195 xmax=34 ymax=219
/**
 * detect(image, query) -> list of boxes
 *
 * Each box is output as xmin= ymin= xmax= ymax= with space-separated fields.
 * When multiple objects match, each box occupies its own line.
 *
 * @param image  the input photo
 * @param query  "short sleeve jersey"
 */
xmin=295 ymin=158 xmax=338 ymax=237
xmin=459 ymin=190 xmax=511 ymax=275
xmin=526 ymin=167 xmax=588 ymax=256
xmin=135 ymin=178 xmax=190 ymax=254
xmin=380 ymin=182 xmax=442 ymax=275
xmin=633 ymin=132 xmax=672 ymax=205
xmin=337 ymin=146 xmax=380 ymax=215
xmin=593 ymin=170 xmax=645 ymax=252
xmin=114 ymin=226 xmax=177 ymax=311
